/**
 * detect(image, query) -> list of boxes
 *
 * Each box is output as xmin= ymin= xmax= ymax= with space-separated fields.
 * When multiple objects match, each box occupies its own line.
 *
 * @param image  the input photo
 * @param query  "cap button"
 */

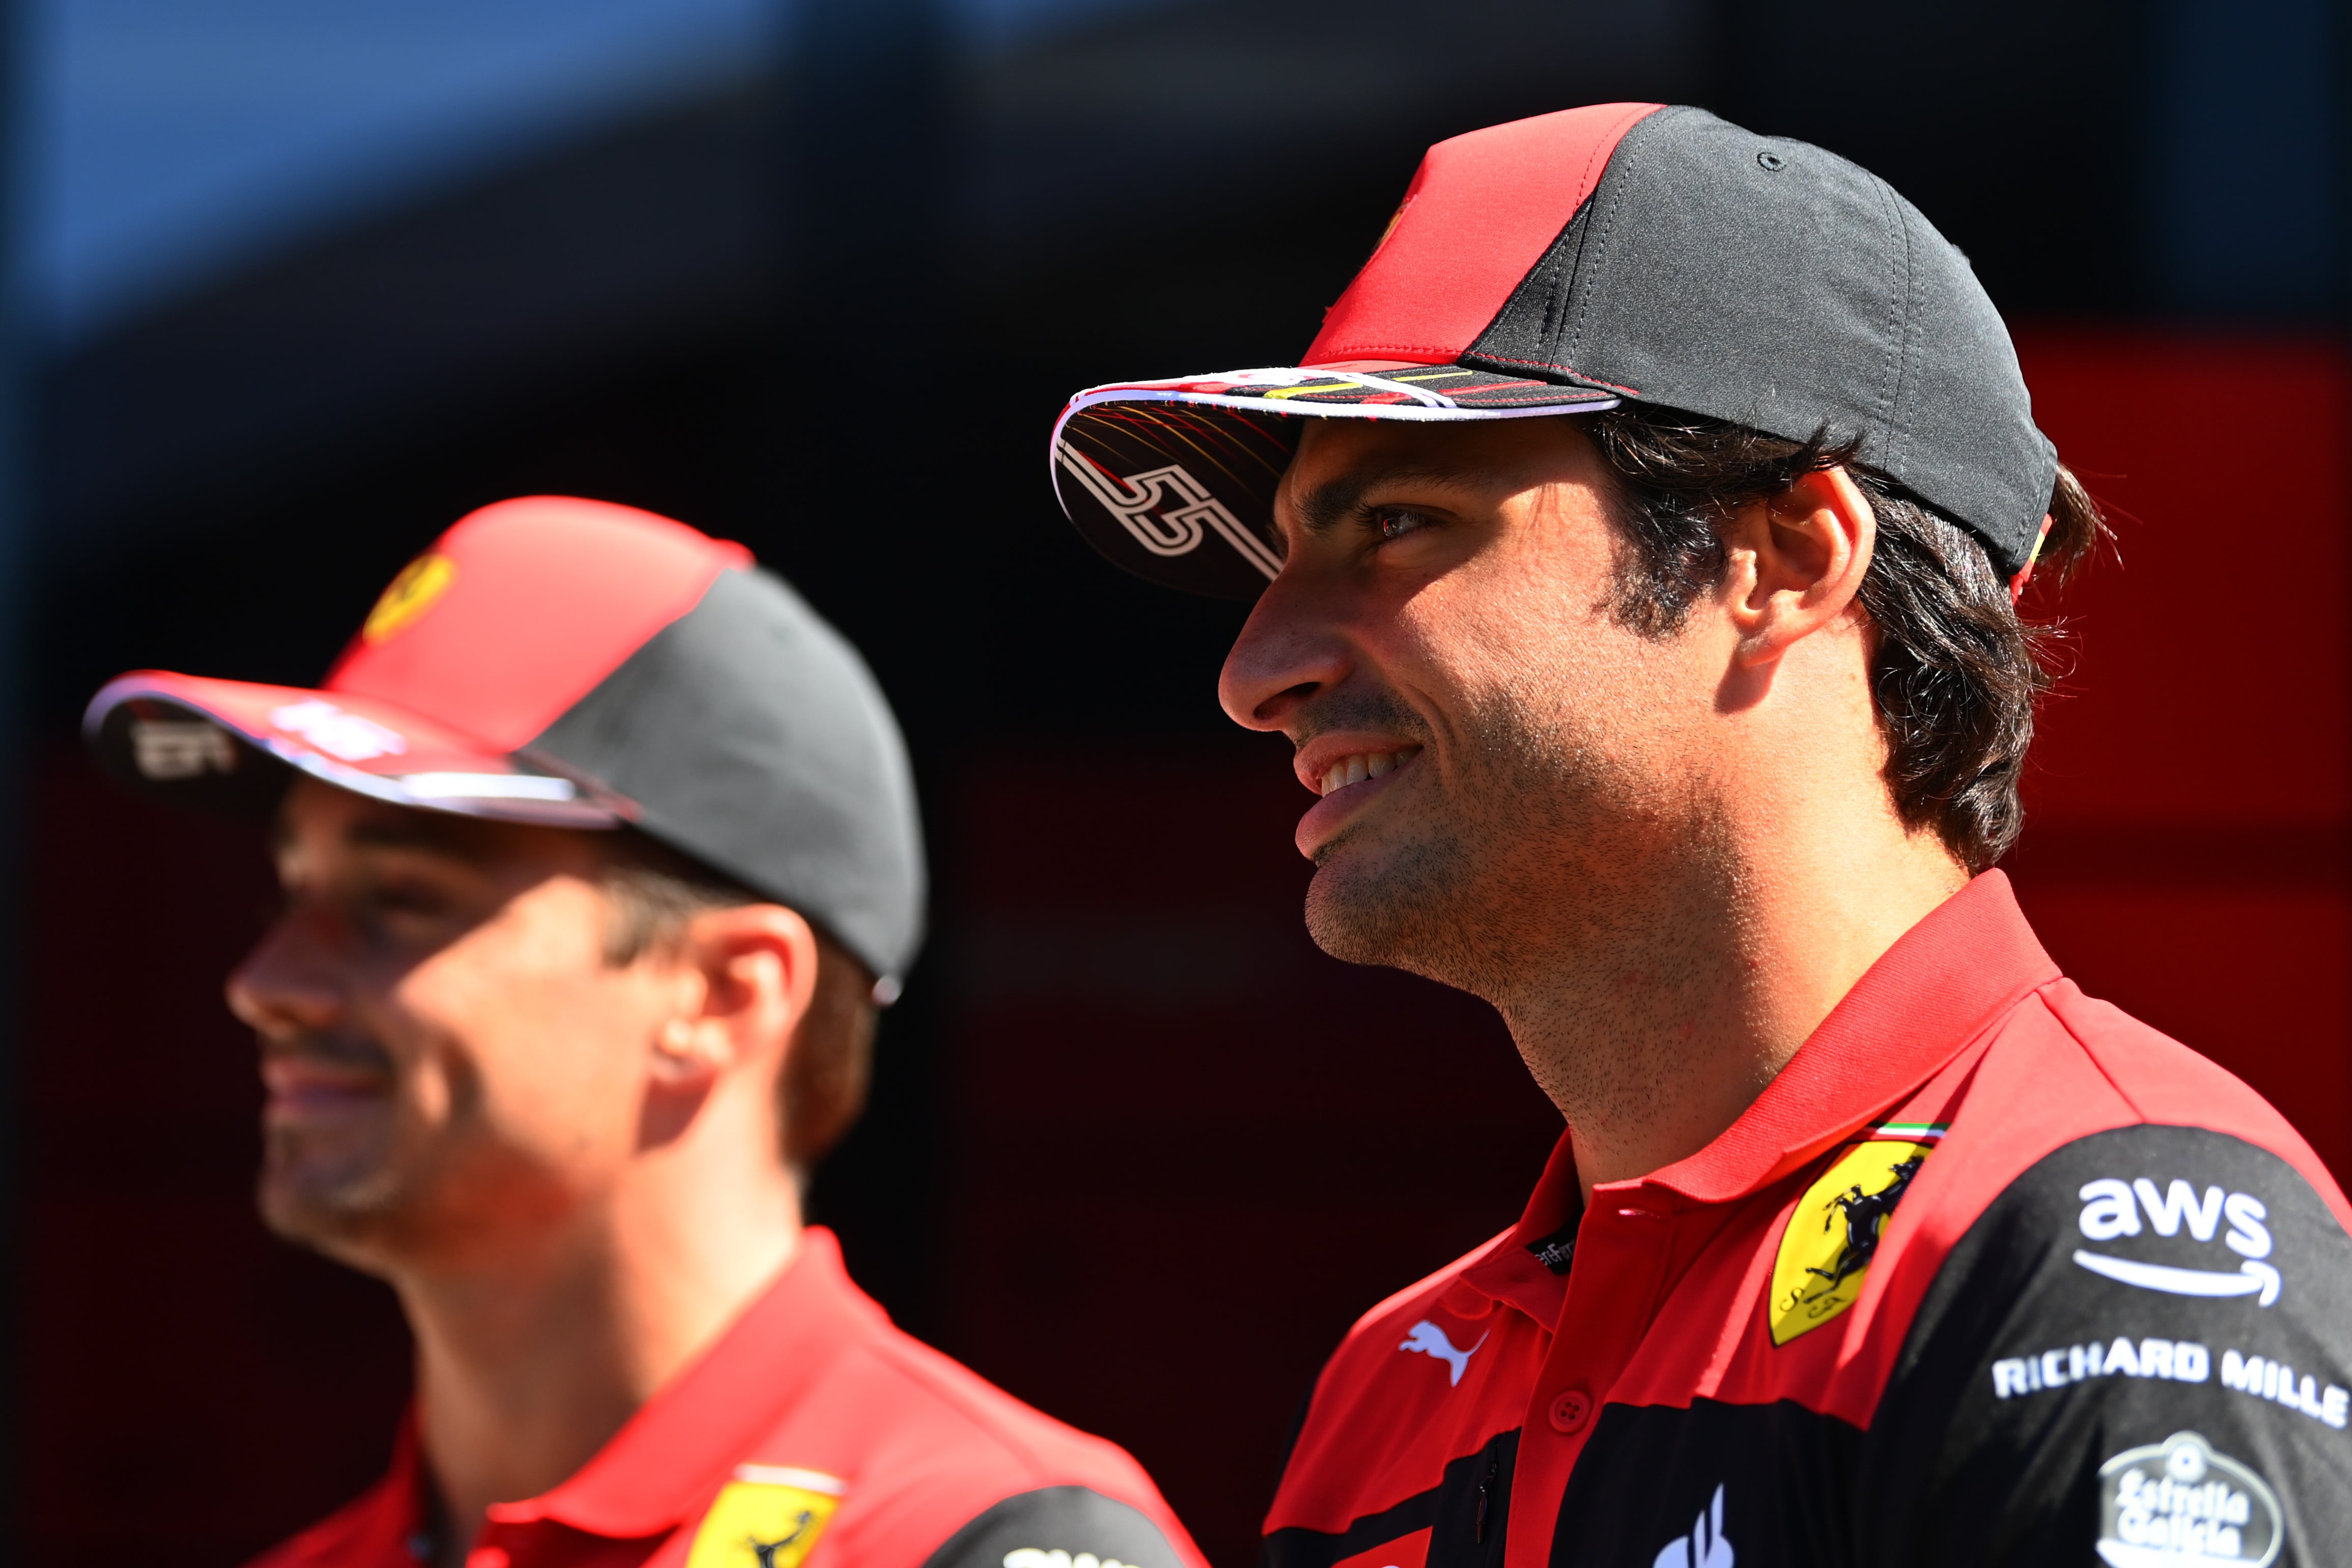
xmin=1548 ymin=1386 xmax=1593 ymax=1434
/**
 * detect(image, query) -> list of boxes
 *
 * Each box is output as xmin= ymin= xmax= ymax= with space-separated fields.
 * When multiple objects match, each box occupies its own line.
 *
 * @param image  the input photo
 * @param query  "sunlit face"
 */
xmin=1216 ymin=415 xmax=1733 ymax=997
xmin=227 ymin=779 xmax=677 ymax=1274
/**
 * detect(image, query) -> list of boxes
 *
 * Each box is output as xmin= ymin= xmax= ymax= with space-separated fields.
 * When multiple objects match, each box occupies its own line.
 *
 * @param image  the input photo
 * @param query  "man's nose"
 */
xmin=226 ymin=908 xmax=347 ymax=1035
xmin=1218 ymin=570 xmax=1352 ymax=732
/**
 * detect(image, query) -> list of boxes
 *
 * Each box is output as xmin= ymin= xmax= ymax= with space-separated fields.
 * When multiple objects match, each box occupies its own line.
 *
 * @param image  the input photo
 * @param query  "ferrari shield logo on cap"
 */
xmin=361 ymin=552 xmax=458 ymax=644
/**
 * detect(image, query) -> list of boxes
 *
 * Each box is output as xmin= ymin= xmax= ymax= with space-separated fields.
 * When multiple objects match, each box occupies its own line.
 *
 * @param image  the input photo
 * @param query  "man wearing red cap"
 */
xmin=1053 ymin=105 xmax=2352 ymax=1563
xmin=86 ymin=498 xmax=1205 ymax=1568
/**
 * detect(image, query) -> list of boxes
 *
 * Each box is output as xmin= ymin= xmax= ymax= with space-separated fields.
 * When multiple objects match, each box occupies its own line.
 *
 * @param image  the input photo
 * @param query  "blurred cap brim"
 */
xmin=84 ymin=671 xmax=626 ymax=828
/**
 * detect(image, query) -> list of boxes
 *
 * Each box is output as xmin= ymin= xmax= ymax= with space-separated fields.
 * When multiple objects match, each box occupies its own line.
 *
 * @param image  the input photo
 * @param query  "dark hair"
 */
xmin=1586 ymin=403 xmax=2109 ymax=872
xmin=597 ymin=829 xmax=879 ymax=1179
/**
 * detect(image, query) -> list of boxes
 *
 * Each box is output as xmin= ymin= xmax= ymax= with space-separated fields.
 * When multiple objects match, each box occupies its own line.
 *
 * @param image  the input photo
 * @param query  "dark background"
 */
xmin=17 ymin=1 xmax=2352 ymax=1564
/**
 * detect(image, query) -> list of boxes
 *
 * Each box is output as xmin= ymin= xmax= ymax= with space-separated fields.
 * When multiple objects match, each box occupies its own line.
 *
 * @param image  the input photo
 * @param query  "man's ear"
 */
xmin=649 ymin=904 xmax=821 ymax=1086
xmin=1720 ymin=465 xmax=1875 ymax=668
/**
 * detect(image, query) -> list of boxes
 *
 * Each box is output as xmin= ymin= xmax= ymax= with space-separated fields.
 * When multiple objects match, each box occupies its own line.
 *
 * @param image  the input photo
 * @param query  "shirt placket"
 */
xmin=1503 ymin=1186 xmax=1677 ymax=1568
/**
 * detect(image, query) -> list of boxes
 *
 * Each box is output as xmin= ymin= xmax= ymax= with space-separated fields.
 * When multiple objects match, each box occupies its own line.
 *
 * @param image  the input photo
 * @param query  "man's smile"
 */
xmin=1309 ymin=746 xmax=1423 ymax=797
xmin=1292 ymin=738 xmax=1424 ymax=858
xmin=261 ymin=1043 xmax=393 ymax=1121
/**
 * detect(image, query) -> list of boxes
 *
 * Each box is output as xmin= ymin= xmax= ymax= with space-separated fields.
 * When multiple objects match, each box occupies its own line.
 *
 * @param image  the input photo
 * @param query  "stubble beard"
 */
xmin=1300 ymin=677 xmax=1731 ymax=1136
xmin=1301 ymin=682 xmax=1611 ymax=1001
xmin=259 ymin=1111 xmax=438 ymax=1269
xmin=256 ymin=1034 xmax=500 ymax=1273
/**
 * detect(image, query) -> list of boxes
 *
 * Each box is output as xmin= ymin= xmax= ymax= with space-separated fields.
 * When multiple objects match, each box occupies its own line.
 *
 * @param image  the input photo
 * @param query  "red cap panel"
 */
xmin=325 ymin=496 xmax=753 ymax=750
xmin=1301 ymin=102 xmax=1663 ymax=367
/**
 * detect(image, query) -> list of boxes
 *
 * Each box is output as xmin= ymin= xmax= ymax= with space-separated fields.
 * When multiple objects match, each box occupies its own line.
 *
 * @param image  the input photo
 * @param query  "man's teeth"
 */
xmin=1318 ymin=747 xmax=1421 ymax=796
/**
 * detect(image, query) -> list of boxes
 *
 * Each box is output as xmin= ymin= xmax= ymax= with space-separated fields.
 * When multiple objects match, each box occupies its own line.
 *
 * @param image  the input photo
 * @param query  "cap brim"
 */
xmin=85 ymin=672 xmax=628 ymax=828
xmin=1052 ymin=362 xmax=1618 ymax=599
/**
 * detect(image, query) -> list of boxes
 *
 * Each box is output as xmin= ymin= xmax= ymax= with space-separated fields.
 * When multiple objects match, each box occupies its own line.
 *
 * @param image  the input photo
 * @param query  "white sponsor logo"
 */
xmin=1992 ymin=1335 xmax=2210 ymax=1398
xmin=2220 ymin=1349 xmax=2350 ymax=1430
xmin=129 ymin=719 xmax=237 ymax=779
xmin=1650 ymin=1483 xmax=1732 ymax=1568
xmin=1053 ymin=441 xmax=1281 ymax=580
xmin=1398 ymin=1320 xmax=1487 ymax=1386
xmin=269 ymin=699 xmax=408 ymax=763
xmin=1003 ymin=1553 xmax=1146 ymax=1568
xmin=1999 ymin=1338 xmax=2352 ymax=1432
xmin=2096 ymin=1431 xmax=2281 ymax=1566
xmin=2075 ymin=1179 xmax=2280 ymax=1306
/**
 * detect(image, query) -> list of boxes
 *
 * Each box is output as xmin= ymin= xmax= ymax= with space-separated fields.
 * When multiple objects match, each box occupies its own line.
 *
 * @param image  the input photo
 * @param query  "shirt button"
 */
xmin=1548 ymin=1386 xmax=1593 ymax=1434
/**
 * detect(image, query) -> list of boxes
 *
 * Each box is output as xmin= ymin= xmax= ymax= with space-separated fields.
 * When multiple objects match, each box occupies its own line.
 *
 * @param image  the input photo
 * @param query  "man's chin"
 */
xmin=257 ymin=1141 xmax=412 ymax=1265
xmin=1302 ymin=828 xmax=1479 ymax=984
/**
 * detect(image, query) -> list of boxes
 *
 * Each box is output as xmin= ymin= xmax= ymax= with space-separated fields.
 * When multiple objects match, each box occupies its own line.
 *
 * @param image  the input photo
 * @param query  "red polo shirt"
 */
xmin=1265 ymin=872 xmax=2352 ymax=1567
xmin=254 ymin=1229 xmax=1203 ymax=1568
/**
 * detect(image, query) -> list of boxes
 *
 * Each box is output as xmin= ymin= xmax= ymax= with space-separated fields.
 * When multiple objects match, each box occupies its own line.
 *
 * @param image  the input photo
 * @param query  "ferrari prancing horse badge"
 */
xmin=685 ymin=1467 xmax=847 ymax=1568
xmin=1768 ymin=1125 xmax=1943 ymax=1346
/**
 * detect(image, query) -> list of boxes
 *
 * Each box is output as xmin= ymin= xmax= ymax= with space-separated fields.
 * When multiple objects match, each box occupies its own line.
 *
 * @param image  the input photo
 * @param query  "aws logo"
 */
xmin=2074 ymin=1178 xmax=2280 ymax=1306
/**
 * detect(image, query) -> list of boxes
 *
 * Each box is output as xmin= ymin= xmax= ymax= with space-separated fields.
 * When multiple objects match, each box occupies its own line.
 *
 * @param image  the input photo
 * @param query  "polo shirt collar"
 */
xmin=1466 ymin=871 xmax=2057 ymax=1318
xmin=486 ymin=1226 xmax=881 ymax=1541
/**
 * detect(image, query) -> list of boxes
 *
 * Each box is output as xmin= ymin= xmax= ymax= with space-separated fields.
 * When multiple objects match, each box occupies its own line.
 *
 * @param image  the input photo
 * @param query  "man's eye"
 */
xmin=1374 ymin=508 xmax=1433 ymax=542
xmin=362 ymin=881 xmax=449 ymax=919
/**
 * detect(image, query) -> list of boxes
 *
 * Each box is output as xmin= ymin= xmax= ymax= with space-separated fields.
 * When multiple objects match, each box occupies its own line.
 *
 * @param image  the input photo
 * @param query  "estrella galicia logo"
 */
xmin=2074 ymin=1178 xmax=2281 ymax=1306
xmin=1003 ymin=1553 xmax=1152 ymax=1568
xmin=2097 ymin=1431 xmax=2281 ymax=1566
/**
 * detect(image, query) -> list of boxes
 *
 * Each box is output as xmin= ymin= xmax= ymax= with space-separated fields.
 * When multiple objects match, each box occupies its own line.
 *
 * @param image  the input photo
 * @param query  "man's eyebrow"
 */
xmin=345 ymin=818 xmax=470 ymax=852
xmin=1291 ymin=460 xmax=1491 ymax=534
xmin=277 ymin=812 xmax=492 ymax=859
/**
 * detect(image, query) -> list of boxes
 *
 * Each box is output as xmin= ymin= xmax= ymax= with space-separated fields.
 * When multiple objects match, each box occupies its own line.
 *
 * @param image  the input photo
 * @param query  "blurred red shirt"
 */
xmin=251 ymin=1229 xmax=1202 ymax=1568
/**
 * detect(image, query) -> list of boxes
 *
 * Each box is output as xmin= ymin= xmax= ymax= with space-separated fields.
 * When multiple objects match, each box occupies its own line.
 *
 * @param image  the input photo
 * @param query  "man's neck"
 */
xmin=397 ymin=1169 xmax=803 ymax=1568
xmin=1496 ymin=818 xmax=1970 ymax=1206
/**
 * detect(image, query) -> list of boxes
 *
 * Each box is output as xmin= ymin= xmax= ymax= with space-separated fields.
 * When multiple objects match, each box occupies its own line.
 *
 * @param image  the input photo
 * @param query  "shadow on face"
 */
xmin=229 ymin=778 xmax=678 ymax=1275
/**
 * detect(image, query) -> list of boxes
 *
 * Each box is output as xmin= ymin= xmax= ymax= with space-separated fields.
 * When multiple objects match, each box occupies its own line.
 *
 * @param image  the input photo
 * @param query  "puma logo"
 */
xmin=747 ymin=1514 xmax=816 ymax=1568
xmin=1399 ymin=1320 xmax=1487 ymax=1386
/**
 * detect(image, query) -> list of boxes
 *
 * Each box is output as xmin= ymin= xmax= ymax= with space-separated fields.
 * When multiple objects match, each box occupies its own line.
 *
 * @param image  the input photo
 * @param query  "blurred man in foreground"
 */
xmin=87 ymin=497 xmax=1202 ymax=1568
xmin=1050 ymin=104 xmax=2352 ymax=1563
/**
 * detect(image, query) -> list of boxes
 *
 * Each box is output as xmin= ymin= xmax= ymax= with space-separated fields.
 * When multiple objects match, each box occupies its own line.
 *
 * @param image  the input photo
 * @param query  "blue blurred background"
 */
xmin=14 ymin=3 xmax=2351 ymax=1564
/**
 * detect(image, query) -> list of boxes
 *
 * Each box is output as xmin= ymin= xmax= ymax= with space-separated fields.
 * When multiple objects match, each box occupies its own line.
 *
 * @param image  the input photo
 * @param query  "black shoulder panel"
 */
xmin=1860 ymin=1122 xmax=2352 ymax=1565
xmin=918 ymin=1487 xmax=1182 ymax=1568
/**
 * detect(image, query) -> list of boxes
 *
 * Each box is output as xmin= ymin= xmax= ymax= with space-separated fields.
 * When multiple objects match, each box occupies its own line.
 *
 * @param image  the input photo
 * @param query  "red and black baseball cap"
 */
xmin=1051 ymin=102 xmax=2058 ymax=598
xmin=84 ymin=496 xmax=926 ymax=987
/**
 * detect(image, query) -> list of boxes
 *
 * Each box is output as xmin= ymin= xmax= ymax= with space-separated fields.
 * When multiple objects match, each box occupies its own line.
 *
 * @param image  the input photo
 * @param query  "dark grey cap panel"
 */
xmin=1886 ymin=191 xmax=2058 ymax=566
xmin=1464 ymin=106 xmax=2057 ymax=576
xmin=1564 ymin=108 xmax=1911 ymax=443
xmin=529 ymin=567 xmax=926 ymax=980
